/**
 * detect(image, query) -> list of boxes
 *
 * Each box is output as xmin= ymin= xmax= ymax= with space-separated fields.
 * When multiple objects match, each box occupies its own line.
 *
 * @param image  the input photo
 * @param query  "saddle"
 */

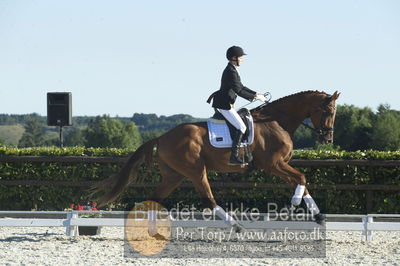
xmin=207 ymin=108 xmax=254 ymax=148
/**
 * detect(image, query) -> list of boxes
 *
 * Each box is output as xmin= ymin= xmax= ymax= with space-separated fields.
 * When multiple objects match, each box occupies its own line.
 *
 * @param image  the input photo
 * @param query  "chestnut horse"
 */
xmin=92 ymin=90 xmax=340 ymax=230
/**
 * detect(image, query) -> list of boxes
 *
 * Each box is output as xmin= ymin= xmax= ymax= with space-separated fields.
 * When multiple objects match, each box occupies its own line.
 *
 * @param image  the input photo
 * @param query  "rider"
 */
xmin=207 ymin=46 xmax=267 ymax=165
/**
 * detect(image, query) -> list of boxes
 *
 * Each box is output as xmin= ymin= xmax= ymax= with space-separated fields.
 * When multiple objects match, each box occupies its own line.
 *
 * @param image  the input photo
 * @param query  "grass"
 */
xmin=0 ymin=124 xmax=25 ymax=146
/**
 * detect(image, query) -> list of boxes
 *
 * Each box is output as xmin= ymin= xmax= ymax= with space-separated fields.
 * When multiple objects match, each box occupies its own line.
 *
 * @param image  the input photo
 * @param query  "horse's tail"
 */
xmin=90 ymin=138 xmax=158 ymax=206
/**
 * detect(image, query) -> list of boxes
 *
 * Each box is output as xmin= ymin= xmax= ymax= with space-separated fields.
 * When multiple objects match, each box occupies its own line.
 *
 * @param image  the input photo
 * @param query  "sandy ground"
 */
xmin=0 ymin=226 xmax=399 ymax=266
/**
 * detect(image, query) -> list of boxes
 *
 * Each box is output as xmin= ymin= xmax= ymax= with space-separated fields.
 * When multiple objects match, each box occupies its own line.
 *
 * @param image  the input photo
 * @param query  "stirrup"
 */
xmin=228 ymin=154 xmax=248 ymax=167
xmin=228 ymin=158 xmax=244 ymax=165
xmin=228 ymin=161 xmax=248 ymax=167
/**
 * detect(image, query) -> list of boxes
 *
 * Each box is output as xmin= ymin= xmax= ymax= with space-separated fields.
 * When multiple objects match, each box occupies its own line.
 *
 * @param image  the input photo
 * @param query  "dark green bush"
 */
xmin=0 ymin=147 xmax=399 ymax=214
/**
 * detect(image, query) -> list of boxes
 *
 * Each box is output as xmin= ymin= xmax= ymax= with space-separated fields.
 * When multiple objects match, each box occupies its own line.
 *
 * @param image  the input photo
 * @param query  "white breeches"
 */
xmin=217 ymin=108 xmax=247 ymax=134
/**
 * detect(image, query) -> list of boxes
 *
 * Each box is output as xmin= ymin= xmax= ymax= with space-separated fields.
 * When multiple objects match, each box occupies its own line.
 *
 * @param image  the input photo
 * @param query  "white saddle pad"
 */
xmin=207 ymin=117 xmax=254 ymax=148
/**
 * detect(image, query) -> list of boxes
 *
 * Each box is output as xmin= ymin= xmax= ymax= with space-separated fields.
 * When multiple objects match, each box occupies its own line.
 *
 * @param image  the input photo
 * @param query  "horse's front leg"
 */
xmin=303 ymin=188 xmax=323 ymax=220
xmin=271 ymin=160 xmax=325 ymax=225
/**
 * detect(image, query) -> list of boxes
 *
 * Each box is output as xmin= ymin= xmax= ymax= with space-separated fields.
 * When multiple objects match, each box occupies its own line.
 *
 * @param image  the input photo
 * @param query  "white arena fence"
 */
xmin=0 ymin=211 xmax=399 ymax=242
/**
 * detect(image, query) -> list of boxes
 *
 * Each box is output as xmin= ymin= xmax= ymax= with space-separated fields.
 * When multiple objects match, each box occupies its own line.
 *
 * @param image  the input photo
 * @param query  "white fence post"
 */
xmin=361 ymin=215 xmax=374 ymax=242
xmin=66 ymin=212 xmax=78 ymax=237
xmin=366 ymin=215 xmax=373 ymax=242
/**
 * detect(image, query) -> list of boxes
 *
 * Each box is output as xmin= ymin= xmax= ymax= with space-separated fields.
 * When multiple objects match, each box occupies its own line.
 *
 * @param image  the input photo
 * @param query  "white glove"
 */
xmin=254 ymin=93 xmax=267 ymax=102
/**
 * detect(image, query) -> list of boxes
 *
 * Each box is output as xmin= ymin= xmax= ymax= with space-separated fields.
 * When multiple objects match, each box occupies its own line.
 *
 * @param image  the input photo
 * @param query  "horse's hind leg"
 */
xmin=188 ymin=166 xmax=244 ymax=232
xmin=146 ymin=160 xmax=185 ymax=238
xmin=148 ymin=160 xmax=185 ymax=203
xmin=188 ymin=167 xmax=217 ymax=209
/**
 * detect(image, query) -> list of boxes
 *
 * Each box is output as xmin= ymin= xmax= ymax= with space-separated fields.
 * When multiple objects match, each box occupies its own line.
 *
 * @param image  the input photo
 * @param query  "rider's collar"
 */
xmin=229 ymin=62 xmax=240 ymax=75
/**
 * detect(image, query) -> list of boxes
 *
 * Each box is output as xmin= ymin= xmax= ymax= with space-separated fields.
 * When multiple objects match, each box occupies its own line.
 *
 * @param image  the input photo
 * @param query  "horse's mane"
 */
xmin=250 ymin=90 xmax=328 ymax=120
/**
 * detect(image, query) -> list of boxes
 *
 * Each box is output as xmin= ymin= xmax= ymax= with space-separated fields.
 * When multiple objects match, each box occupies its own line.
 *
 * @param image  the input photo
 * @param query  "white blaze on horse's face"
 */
xmin=310 ymin=91 xmax=340 ymax=144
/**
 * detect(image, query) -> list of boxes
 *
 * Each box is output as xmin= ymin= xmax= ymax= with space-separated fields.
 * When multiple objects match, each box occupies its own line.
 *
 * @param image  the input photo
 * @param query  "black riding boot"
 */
xmin=229 ymin=130 xmax=245 ymax=165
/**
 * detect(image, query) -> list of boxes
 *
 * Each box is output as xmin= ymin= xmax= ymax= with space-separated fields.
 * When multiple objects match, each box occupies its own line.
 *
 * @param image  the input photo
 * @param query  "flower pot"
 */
xmin=78 ymin=226 xmax=101 ymax=236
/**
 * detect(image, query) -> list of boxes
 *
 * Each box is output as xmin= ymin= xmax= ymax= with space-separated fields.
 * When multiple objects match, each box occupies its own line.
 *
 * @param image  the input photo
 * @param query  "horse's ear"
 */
xmin=331 ymin=91 xmax=340 ymax=100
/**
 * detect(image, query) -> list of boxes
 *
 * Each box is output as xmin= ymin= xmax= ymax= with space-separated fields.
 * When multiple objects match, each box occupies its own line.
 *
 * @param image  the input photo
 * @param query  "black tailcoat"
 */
xmin=209 ymin=63 xmax=256 ymax=110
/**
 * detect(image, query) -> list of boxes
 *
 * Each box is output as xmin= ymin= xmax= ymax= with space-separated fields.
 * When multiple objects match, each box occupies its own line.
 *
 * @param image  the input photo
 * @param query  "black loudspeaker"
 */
xmin=47 ymin=92 xmax=72 ymax=126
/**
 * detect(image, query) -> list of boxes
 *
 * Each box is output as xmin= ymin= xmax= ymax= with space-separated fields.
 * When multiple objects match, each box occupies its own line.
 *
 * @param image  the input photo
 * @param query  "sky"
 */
xmin=0 ymin=0 xmax=399 ymax=118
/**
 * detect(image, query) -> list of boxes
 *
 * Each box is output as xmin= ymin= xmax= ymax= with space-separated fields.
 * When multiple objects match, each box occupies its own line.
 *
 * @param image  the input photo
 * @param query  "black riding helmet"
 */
xmin=226 ymin=46 xmax=247 ymax=60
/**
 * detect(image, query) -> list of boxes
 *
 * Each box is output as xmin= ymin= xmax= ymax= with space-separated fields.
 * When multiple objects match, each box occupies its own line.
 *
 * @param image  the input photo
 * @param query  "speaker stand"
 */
xmin=59 ymin=125 xmax=64 ymax=148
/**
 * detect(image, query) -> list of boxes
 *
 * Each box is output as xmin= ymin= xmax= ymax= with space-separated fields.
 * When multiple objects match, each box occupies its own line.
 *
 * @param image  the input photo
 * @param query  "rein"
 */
xmin=252 ymin=95 xmax=335 ymax=137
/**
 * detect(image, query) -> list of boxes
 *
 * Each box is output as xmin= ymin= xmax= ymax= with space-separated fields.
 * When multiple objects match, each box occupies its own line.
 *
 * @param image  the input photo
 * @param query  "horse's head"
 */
xmin=309 ymin=91 xmax=340 ymax=144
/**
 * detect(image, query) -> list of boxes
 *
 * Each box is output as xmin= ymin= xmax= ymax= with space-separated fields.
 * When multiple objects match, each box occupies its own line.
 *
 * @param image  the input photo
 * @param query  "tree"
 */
xmin=131 ymin=112 xmax=201 ymax=131
xmin=334 ymin=104 xmax=374 ymax=151
xmin=132 ymin=113 xmax=158 ymax=128
xmin=370 ymin=105 xmax=400 ymax=151
xmin=140 ymin=129 xmax=166 ymax=143
xmin=18 ymin=118 xmax=45 ymax=147
xmin=64 ymin=127 xmax=86 ymax=147
xmin=43 ymin=137 xmax=60 ymax=147
xmin=293 ymin=120 xmax=315 ymax=149
xmin=85 ymin=115 xmax=142 ymax=148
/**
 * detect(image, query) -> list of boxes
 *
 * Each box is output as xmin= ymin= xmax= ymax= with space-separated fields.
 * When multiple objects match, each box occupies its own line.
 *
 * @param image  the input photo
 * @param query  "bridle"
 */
xmin=301 ymin=95 xmax=336 ymax=138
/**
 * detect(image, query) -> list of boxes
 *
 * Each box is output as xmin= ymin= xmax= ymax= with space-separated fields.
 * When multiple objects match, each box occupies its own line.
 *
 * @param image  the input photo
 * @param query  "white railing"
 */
xmin=0 ymin=211 xmax=399 ymax=242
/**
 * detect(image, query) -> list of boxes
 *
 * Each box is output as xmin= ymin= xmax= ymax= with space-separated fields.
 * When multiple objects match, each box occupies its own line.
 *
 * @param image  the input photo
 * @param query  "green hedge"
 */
xmin=0 ymin=147 xmax=399 ymax=214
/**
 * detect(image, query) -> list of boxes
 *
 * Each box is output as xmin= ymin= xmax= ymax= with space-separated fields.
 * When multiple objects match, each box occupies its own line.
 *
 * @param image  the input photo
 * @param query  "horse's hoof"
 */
xmin=314 ymin=213 xmax=326 ymax=226
xmin=233 ymin=223 xmax=245 ymax=233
